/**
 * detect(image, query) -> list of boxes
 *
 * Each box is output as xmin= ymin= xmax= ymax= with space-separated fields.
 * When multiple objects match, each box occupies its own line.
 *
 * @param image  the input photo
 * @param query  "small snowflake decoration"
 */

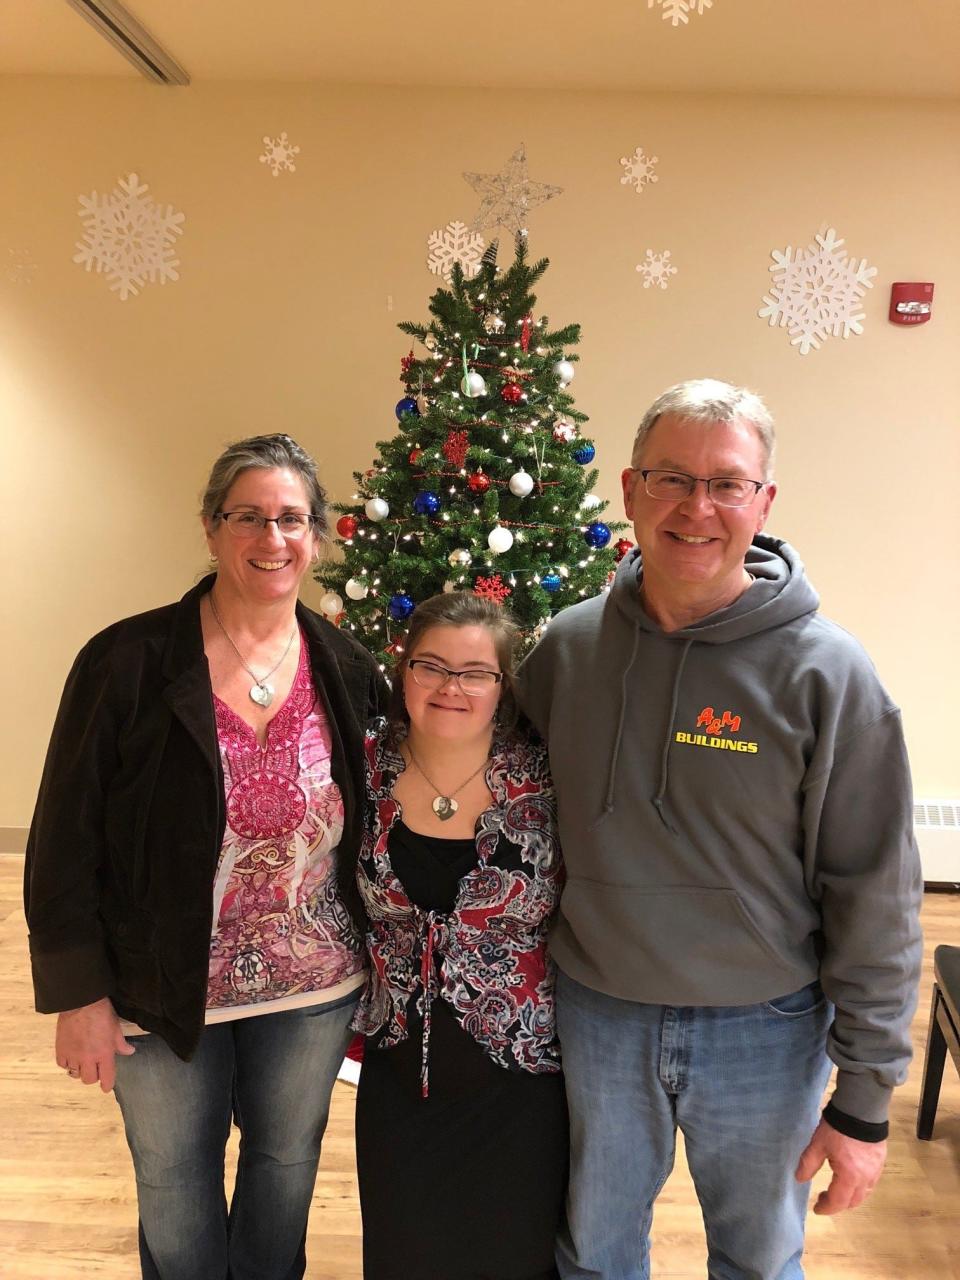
xmin=648 ymin=0 xmax=713 ymax=26
xmin=74 ymin=173 xmax=184 ymax=301
xmin=260 ymin=132 xmax=300 ymax=177
xmin=5 ymin=248 xmax=38 ymax=285
xmin=758 ymin=227 xmax=877 ymax=356
xmin=473 ymin=574 xmax=512 ymax=605
xmin=636 ymin=249 xmax=677 ymax=290
xmin=426 ymin=221 xmax=485 ymax=283
xmin=620 ymin=148 xmax=659 ymax=194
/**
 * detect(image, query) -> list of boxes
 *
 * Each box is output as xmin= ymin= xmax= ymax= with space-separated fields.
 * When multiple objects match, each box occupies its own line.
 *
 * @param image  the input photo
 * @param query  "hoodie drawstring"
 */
xmin=599 ymin=623 xmax=642 ymax=817
xmin=651 ymin=639 xmax=693 ymax=833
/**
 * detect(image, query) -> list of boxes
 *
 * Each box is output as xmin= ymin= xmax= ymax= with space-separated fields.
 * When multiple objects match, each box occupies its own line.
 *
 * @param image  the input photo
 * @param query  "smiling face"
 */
xmin=402 ymin=624 xmax=503 ymax=745
xmin=622 ymin=412 xmax=776 ymax=617
xmin=203 ymin=466 xmax=318 ymax=607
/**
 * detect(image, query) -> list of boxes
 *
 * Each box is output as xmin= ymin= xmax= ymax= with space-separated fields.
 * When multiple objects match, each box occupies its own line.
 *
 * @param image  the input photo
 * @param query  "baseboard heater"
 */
xmin=916 ymin=800 xmax=960 ymax=891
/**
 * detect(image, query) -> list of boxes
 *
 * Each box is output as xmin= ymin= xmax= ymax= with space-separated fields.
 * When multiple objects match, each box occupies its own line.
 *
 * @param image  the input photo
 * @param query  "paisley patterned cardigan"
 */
xmin=353 ymin=717 xmax=564 ymax=1095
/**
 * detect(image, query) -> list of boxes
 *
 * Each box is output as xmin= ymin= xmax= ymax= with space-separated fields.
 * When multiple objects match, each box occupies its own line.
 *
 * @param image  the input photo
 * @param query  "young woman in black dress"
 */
xmin=353 ymin=592 xmax=567 ymax=1280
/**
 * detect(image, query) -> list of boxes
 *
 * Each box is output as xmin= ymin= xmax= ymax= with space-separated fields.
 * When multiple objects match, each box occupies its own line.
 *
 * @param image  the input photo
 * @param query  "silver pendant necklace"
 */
xmin=405 ymin=740 xmax=490 ymax=821
xmin=208 ymin=593 xmax=296 ymax=709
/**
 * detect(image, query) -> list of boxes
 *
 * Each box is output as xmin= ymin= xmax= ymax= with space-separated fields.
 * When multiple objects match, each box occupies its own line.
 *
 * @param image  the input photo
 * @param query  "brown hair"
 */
xmin=386 ymin=592 xmax=521 ymax=742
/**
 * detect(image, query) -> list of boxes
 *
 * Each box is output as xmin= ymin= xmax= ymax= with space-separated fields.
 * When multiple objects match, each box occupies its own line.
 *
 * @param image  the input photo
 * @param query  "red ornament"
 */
xmin=442 ymin=429 xmax=470 ymax=469
xmin=400 ymin=349 xmax=416 ymax=377
xmin=408 ymin=447 xmax=422 ymax=465
xmin=336 ymin=514 xmax=359 ymax=539
xmin=473 ymin=574 xmax=512 ymax=605
xmin=500 ymin=382 xmax=523 ymax=405
xmin=333 ymin=611 xmax=346 ymax=628
xmin=614 ymin=538 xmax=634 ymax=563
xmin=467 ymin=471 xmax=491 ymax=494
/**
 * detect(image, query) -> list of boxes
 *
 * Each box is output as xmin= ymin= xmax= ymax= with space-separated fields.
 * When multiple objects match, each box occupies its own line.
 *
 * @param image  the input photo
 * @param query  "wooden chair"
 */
xmin=916 ymin=944 xmax=960 ymax=1139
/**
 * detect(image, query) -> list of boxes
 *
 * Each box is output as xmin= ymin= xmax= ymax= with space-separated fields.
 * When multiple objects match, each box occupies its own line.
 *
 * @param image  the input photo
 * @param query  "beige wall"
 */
xmin=1 ymin=77 xmax=957 ymax=827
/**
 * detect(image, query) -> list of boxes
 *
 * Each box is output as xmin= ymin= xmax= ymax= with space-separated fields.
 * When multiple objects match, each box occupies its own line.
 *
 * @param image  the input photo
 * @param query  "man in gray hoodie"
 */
xmin=518 ymin=379 xmax=922 ymax=1280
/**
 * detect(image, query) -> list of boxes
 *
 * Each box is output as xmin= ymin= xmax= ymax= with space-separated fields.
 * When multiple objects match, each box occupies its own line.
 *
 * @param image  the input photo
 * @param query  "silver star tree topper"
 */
xmin=463 ymin=144 xmax=563 ymax=235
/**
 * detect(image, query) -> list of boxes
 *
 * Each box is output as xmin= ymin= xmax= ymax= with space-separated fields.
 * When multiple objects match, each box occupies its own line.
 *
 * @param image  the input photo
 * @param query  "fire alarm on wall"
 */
xmin=889 ymin=282 xmax=934 ymax=326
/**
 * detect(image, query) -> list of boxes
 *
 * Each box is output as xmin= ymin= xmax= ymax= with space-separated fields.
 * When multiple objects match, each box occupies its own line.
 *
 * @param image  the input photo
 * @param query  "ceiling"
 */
xmin=4 ymin=0 xmax=960 ymax=98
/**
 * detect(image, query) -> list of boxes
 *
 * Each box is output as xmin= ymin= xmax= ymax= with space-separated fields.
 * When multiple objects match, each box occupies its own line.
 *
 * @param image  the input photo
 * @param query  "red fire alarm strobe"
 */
xmin=889 ymin=282 xmax=934 ymax=325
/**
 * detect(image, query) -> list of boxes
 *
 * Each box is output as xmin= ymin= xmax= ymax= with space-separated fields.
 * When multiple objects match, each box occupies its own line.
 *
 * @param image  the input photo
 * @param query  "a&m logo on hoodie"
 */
xmin=675 ymin=706 xmax=759 ymax=754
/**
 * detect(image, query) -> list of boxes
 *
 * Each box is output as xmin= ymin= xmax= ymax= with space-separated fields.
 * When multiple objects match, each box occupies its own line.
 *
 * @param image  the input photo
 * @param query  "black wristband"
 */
xmin=822 ymin=1101 xmax=889 ymax=1143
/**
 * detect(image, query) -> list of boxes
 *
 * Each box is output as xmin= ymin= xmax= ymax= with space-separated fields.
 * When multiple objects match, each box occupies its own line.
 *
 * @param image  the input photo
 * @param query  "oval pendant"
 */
xmin=249 ymin=682 xmax=274 ymax=708
xmin=432 ymin=795 xmax=458 ymax=821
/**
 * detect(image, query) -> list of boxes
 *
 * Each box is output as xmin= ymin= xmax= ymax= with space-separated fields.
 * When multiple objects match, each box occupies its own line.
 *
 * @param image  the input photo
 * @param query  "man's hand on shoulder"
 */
xmin=795 ymin=1117 xmax=887 ymax=1214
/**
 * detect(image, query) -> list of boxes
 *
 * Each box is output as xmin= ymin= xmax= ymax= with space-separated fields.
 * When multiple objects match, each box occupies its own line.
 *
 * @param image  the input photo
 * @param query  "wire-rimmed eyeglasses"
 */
xmin=407 ymin=659 xmax=503 ymax=696
xmin=635 ymin=469 xmax=767 ymax=507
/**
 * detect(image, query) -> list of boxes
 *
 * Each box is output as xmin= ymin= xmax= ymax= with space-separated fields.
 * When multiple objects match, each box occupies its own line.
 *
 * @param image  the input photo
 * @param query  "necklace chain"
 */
xmin=208 ymin=593 xmax=297 ymax=708
xmin=405 ymin=740 xmax=489 ymax=822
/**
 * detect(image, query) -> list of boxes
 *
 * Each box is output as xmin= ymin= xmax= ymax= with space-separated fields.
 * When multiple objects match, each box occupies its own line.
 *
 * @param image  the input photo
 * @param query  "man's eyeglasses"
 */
xmin=636 ymin=469 xmax=766 ymax=508
xmin=407 ymin=659 xmax=503 ymax=696
xmin=216 ymin=511 xmax=318 ymax=539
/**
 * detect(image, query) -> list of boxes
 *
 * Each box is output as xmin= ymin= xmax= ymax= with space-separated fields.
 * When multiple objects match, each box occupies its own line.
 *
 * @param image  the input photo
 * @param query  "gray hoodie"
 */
xmin=518 ymin=534 xmax=923 ymax=1123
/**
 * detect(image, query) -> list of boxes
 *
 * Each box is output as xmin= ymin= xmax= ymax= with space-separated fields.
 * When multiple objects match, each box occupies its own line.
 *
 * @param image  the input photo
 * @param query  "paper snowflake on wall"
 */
xmin=758 ymin=227 xmax=877 ymax=356
xmin=426 ymin=221 xmax=486 ymax=282
xmin=649 ymin=0 xmax=713 ymax=25
xmin=260 ymin=132 xmax=300 ymax=177
xmin=74 ymin=173 xmax=184 ymax=301
xmin=636 ymin=249 xmax=677 ymax=290
xmin=620 ymin=147 xmax=659 ymax=193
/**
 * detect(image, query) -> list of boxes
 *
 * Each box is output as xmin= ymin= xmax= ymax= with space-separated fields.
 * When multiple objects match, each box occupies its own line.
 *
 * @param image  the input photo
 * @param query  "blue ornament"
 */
xmin=412 ymin=490 xmax=441 ymax=516
xmin=583 ymin=521 xmax=612 ymax=549
xmin=388 ymin=593 xmax=415 ymax=621
xmin=395 ymin=397 xmax=419 ymax=419
xmin=541 ymin=572 xmax=562 ymax=594
xmin=573 ymin=442 xmax=596 ymax=465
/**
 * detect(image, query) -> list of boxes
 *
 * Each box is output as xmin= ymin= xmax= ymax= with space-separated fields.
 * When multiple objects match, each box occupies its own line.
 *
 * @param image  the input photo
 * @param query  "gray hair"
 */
xmin=200 ymin=434 xmax=329 ymax=536
xmin=630 ymin=379 xmax=776 ymax=480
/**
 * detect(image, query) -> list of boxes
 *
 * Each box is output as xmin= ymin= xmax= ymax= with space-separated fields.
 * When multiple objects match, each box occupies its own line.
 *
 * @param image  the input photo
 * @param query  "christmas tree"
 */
xmin=316 ymin=236 xmax=629 ymax=667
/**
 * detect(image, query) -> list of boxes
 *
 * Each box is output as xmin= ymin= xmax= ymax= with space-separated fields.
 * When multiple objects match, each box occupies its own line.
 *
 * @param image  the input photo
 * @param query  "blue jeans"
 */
xmin=113 ymin=993 xmax=358 ymax=1280
xmin=555 ymin=971 xmax=832 ymax=1280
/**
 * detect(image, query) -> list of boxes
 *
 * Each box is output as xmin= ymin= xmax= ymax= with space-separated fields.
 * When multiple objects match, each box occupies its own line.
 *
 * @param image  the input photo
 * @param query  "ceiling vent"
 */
xmin=64 ymin=0 xmax=190 ymax=85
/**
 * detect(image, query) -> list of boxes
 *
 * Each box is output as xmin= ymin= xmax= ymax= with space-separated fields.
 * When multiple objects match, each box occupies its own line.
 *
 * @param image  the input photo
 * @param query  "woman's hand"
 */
xmin=55 ymin=996 xmax=136 ymax=1092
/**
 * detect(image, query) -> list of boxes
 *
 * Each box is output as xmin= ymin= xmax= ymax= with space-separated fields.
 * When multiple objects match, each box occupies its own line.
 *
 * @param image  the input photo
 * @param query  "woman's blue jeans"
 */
xmin=555 ymin=971 xmax=832 ymax=1280
xmin=113 ymin=993 xmax=358 ymax=1280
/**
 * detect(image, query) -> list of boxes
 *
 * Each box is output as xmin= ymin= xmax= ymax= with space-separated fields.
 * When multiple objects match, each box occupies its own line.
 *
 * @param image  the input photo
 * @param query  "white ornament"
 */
xmin=580 ymin=493 xmax=602 ymax=511
xmin=487 ymin=525 xmax=514 ymax=554
xmin=648 ymin=0 xmax=713 ymax=27
xmin=448 ymin=548 xmax=472 ymax=567
xmin=345 ymin=578 xmax=369 ymax=601
xmin=442 ymin=580 xmax=456 ymax=593
xmin=758 ymin=227 xmax=877 ymax=357
xmin=620 ymin=148 xmax=659 ymax=194
xmin=508 ymin=470 xmax=535 ymax=498
xmin=463 ymin=144 xmax=564 ymax=235
xmin=319 ymin=591 xmax=343 ymax=617
xmin=636 ymin=249 xmax=677 ymax=290
xmin=259 ymin=132 xmax=300 ymax=177
xmin=365 ymin=497 xmax=389 ymax=522
xmin=461 ymin=371 xmax=487 ymax=397
xmin=426 ymin=221 xmax=485 ymax=283
xmin=553 ymin=359 xmax=576 ymax=386
xmin=552 ymin=417 xmax=577 ymax=443
xmin=74 ymin=173 xmax=184 ymax=301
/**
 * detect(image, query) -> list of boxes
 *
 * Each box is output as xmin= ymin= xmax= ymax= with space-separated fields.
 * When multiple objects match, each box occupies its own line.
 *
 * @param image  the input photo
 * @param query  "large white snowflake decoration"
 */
xmin=426 ymin=220 xmax=486 ymax=283
xmin=260 ymin=132 xmax=300 ymax=177
xmin=74 ymin=173 xmax=184 ymax=301
xmin=648 ymin=0 xmax=713 ymax=26
xmin=620 ymin=147 xmax=659 ymax=194
xmin=637 ymin=249 xmax=677 ymax=290
xmin=758 ymin=227 xmax=877 ymax=356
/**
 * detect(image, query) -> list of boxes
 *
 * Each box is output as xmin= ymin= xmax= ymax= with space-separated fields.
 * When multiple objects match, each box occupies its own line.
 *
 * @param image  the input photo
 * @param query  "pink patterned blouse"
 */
xmin=205 ymin=633 xmax=365 ymax=1020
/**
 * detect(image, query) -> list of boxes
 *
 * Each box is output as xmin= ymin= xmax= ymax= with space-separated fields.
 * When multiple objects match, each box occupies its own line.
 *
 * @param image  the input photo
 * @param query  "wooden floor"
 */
xmin=2 ymin=855 xmax=958 ymax=1280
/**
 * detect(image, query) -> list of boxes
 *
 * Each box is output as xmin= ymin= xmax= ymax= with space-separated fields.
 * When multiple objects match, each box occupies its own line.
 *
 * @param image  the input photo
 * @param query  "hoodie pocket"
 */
xmin=556 ymin=879 xmax=802 ymax=1004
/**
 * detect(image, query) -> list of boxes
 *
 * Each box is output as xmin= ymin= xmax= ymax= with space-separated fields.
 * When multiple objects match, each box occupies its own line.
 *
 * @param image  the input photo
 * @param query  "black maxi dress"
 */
xmin=355 ymin=820 xmax=568 ymax=1280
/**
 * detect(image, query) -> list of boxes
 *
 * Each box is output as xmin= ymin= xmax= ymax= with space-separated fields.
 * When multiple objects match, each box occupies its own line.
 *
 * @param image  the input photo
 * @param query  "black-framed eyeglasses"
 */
xmin=216 ymin=511 xmax=318 ymax=539
xmin=636 ymin=469 xmax=767 ymax=508
xmin=407 ymin=659 xmax=503 ymax=696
